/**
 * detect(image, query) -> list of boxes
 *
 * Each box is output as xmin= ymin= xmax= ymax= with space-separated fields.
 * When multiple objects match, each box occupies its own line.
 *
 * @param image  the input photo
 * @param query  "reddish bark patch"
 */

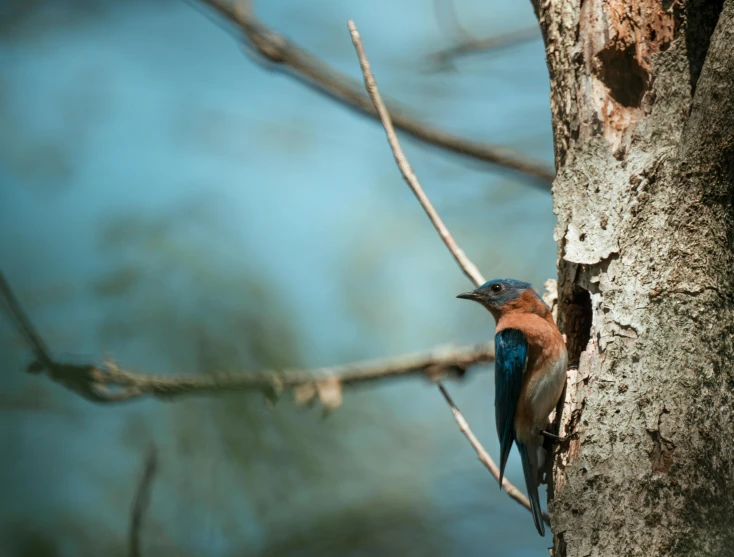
xmin=579 ymin=0 xmax=676 ymax=155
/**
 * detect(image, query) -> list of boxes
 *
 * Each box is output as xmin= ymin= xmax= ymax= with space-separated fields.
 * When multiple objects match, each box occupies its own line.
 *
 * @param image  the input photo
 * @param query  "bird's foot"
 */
xmin=540 ymin=429 xmax=575 ymax=444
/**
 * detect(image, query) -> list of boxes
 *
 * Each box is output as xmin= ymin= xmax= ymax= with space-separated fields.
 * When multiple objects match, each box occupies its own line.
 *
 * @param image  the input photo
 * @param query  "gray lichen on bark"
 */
xmin=532 ymin=0 xmax=734 ymax=555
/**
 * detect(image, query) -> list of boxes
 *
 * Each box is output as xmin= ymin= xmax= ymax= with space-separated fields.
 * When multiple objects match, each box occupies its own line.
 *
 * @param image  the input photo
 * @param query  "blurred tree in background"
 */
xmin=0 ymin=0 xmax=557 ymax=556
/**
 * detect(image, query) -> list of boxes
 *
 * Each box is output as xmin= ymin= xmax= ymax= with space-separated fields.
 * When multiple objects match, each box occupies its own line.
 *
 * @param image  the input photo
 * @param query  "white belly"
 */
xmin=527 ymin=352 xmax=568 ymax=429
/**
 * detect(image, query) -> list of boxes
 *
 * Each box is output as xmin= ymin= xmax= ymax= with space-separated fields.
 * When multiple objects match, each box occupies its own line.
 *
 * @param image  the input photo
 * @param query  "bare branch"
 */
xmin=129 ymin=446 xmax=158 ymax=557
xmin=196 ymin=0 xmax=555 ymax=188
xmin=429 ymin=27 xmax=540 ymax=71
xmin=347 ymin=20 xmax=485 ymax=289
xmin=348 ymin=18 xmax=542 ymax=521
xmin=0 ymin=273 xmax=53 ymax=369
xmin=437 ymin=383 xmax=551 ymax=525
xmin=99 ymin=343 xmax=493 ymax=404
xmin=49 ymin=343 xmax=492 ymax=404
xmin=0 ymin=272 xmax=493 ymax=405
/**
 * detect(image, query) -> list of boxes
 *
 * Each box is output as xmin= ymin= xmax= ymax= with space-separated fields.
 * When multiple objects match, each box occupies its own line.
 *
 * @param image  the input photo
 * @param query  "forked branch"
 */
xmin=196 ymin=0 xmax=554 ymax=187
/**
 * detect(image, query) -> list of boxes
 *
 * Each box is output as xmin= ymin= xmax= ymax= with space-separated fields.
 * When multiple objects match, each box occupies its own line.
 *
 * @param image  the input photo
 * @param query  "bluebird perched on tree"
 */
xmin=457 ymin=279 xmax=567 ymax=536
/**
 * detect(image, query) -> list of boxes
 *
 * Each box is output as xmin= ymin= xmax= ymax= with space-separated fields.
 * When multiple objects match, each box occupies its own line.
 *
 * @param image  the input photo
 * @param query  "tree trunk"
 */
xmin=532 ymin=0 xmax=734 ymax=554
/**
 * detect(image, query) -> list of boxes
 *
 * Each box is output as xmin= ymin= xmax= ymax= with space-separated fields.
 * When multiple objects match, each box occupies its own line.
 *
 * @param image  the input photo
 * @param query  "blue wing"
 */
xmin=494 ymin=328 xmax=528 ymax=486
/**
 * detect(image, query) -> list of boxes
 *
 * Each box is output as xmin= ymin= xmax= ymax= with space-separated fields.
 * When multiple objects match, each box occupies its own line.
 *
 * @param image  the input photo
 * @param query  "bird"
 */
xmin=457 ymin=278 xmax=567 ymax=536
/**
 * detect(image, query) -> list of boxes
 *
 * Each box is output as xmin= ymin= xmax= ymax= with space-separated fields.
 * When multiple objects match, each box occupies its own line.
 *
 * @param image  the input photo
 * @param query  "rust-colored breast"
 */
xmin=497 ymin=297 xmax=567 ymax=439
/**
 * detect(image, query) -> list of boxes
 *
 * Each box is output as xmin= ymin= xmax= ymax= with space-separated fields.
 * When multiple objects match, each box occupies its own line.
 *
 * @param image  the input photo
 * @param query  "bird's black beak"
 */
xmin=456 ymin=291 xmax=481 ymax=302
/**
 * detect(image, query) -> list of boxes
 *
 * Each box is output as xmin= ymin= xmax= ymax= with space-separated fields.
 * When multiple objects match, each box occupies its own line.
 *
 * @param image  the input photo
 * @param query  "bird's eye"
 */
xmin=491 ymin=284 xmax=502 ymax=293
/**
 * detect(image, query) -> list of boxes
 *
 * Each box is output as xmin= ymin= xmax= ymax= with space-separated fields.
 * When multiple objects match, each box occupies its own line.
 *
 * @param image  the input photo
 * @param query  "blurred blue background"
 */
xmin=0 ymin=0 xmax=556 ymax=555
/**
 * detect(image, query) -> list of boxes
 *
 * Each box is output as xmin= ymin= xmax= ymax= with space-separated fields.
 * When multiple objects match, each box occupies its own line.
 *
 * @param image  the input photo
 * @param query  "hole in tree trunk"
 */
xmin=595 ymin=42 xmax=649 ymax=108
xmin=563 ymin=286 xmax=593 ymax=368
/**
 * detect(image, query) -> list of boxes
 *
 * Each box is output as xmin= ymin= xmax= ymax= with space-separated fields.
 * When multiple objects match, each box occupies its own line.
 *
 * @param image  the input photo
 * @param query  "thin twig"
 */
xmin=347 ymin=20 xmax=485 ymax=288
xmin=196 ymin=0 xmax=554 ymax=188
xmin=129 ymin=446 xmax=158 ymax=557
xmin=433 ymin=0 xmax=474 ymax=44
xmin=429 ymin=27 xmax=540 ymax=71
xmin=438 ymin=384 xmax=551 ymax=525
xmin=430 ymin=0 xmax=538 ymax=70
xmin=348 ymin=19 xmax=543 ymax=522
xmin=0 ymin=273 xmax=53 ymax=368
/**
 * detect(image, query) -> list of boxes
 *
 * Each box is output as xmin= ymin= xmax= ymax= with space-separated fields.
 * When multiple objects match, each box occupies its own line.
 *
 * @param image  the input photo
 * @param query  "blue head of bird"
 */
xmin=456 ymin=278 xmax=536 ymax=320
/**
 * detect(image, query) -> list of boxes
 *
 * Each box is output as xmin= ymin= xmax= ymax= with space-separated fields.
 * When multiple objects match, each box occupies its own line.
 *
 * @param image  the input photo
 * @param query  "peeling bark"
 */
xmin=532 ymin=0 xmax=734 ymax=554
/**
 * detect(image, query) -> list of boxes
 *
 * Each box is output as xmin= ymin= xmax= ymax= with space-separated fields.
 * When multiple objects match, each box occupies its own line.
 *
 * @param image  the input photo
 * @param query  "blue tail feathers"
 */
xmin=517 ymin=441 xmax=545 ymax=536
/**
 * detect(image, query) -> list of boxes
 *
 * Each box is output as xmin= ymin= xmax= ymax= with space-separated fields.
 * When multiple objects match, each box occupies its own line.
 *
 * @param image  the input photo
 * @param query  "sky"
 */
xmin=0 ymin=1 xmax=558 ymax=555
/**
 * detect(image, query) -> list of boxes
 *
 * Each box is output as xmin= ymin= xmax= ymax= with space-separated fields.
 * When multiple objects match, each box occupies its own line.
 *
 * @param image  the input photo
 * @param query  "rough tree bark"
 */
xmin=532 ymin=0 xmax=734 ymax=555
